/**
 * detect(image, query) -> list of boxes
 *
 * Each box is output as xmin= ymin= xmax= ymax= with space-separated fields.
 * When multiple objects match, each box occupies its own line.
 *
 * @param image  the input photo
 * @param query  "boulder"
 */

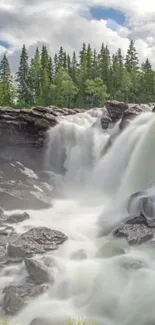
xmin=114 ymin=222 xmax=153 ymax=245
xmin=119 ymin=105 xmax=143 ymax=130
xmin=5 ymin=212 xmax=30 ymax=224
xmin=2 ymin=283 xmax=48 ymax=315
xmin=105 ymin=101 xmax=129 ymax=123
xmin=25 ymin=258 xmax=50 ymax=284
xmin=100 ymin=116 xmax=112 ymax=129
xmin=8 ymin=227 xmax=68 ymax=258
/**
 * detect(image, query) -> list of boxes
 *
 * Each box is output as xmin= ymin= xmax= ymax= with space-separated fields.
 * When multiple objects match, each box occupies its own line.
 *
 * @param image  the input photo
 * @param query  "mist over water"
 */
xmin=6 ymin=109 xmax=155 ymax=325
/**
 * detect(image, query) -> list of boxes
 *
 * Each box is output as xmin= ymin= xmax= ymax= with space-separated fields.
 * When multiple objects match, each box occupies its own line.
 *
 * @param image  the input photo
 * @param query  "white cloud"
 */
xmin=1 ymin=0 xmax=155 ymax=71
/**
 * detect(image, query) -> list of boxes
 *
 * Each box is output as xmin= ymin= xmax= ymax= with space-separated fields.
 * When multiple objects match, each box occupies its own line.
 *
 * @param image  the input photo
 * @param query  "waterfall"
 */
xmin=8 ymin=109 xmax=155 ymax=325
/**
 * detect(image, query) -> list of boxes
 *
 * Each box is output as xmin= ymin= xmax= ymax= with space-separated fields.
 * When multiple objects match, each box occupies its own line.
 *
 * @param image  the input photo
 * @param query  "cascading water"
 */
xmin=5 ymin=109 xmax=155 ymax=325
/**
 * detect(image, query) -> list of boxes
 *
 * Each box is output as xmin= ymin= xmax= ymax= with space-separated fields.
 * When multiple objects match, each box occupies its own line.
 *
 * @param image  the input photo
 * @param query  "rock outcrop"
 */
xmin=0 ymin=161 xmax=54 ymax=210
xmin=7 ymin=226 xmax=68 ymax=258
xmin=113 ymin=212 xmax=155 ymax=245
xmin=2 ymin=283 xmax=48 ymax=315
xmin=25 ymin=258 xmax=51 ymax=284
xmin=104 ymin=101 xmax=153 ymax=128
xmin=105 ymin=100 xmax=129 ymax=123
xmin=0 ymin=106 xmax=85 ymax=170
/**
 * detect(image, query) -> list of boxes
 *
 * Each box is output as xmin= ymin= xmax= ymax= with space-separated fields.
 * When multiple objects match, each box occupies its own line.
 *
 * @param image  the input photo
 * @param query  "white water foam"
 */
xmin=3 ymin=109 xmax=155 ymax=325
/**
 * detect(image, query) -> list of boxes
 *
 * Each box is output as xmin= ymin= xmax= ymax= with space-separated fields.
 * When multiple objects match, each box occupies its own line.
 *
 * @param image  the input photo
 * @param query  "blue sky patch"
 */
xmin=90 ymin=6 xmax=126 ymax=26
xmin=0 ymin=40 xmax=10 ymax=49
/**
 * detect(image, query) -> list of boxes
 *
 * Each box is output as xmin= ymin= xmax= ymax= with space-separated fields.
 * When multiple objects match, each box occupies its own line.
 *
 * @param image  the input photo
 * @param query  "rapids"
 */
xmin=4 ymin=109 xmax=155 ymax=325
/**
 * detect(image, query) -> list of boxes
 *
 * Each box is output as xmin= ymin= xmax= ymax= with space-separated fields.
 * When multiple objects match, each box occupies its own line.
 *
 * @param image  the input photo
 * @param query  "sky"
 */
xmin=1 ymin=0 xmax=155 ymax=71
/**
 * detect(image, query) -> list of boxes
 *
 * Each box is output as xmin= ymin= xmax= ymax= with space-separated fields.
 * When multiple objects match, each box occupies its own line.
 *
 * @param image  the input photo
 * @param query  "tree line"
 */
xmin=0 ymin=40 xmax=155 ymax=109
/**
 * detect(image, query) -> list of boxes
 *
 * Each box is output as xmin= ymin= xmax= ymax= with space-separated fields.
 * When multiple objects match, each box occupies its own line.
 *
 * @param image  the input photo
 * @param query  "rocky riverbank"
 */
xmin=0 ymin=102 xmax=155 ymax=321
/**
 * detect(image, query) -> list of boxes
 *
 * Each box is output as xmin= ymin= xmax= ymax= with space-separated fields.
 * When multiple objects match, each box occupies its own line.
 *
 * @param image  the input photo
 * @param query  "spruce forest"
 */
xmin=0 ymin=40 xmax=154 ymax=109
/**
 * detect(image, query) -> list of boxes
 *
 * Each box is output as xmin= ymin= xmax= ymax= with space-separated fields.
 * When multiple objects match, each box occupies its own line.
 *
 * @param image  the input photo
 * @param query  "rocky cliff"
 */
xmin=0 ymin=106 xmax=86 ymax=170
xmin=0 ymin=101 xmax=154 ymax=210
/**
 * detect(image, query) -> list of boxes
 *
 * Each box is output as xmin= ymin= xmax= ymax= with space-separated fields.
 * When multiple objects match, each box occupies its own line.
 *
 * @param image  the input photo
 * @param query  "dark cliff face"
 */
xmin=0 ymin=106 xmax=86 ymax=210
xmin=0 ymin=106 xmax=85 ymax=171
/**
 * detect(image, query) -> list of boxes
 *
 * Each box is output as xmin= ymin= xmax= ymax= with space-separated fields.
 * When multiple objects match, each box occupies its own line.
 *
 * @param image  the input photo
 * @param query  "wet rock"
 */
xmin=0 ymin=106 xmax=86 ymax=171
xmin=0 ymin=161 xmax=53 ymax=210
xmin=100 ymin=116 xmax=112 ymax=129
xmin=124 ymin=212 xmax=149 ymax=227
xmin=25 ymin=258 xmax=50 ymax=284
xmin=71 ymin=249 xmax=87 ymax=260
xmin=7 ymin=227 xmax=68 ymax=258
xmin=6 ymin=212 xmax=30 ymax=224
xmin=119 ymin=105 xmax=143 ymax=130
xmin=29 ymin=318 xmax=51 ymax=325
xmin=114 ymin=223 xmax=153 ymax=245
xmin=2 ymin=283 xmax=48 ymax=315
xmin=105 ymin=101 xmax=128 ymax=123
xmin=121 ymin=260 xmax=148 ymax=270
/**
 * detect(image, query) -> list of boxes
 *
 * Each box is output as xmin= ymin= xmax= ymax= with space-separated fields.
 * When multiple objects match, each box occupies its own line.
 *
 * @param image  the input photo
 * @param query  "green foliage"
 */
xmin=16 ymin=44 xmax=32 ymax=104
xmin=1 ymin=39 xmax=155 ymax=109
xmin=0 ymin=54 xmax=14 ymax=105
xmin=85 ymin=77 xmax=108 ymax=107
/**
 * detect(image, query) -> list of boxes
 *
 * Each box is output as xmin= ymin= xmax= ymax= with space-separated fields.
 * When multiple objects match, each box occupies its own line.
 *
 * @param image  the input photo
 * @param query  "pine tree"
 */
xmin=41 ymin=45 xmax=49 ymax=71
xmin=67 ymin=54 xmax=71 ymax=76
xmin=91 ymin=49 xmax=98 ymax=79
xmin=139 ymin=59 xmax=155 ymax=102
xmin=87 ymin=43 xmax=93 ymax=79
xmin=125 ymin=40 xmax=140 ymax=102
xmin=0 ymin=54 xmax=14 ymax=105
xmin=54 ymin=53 xmax=58 ymax=73
xmin=125 ymin=40 xmax=139 ymax=72
xmin=98 ymin=44 xmax=111 ymax=90
xmin=77 ymin=43 xmax=88 ymax=107
xmin=58 ymin=46 xmax=64 ymax=69
xmin=28 ymin=47 xmax=41 ymax=104
xmin=117 ymin=48 xmax=123 ymax=68
xmin=48 ymin=56 xmax=54 ymax=83
xmin=16 ymin=44 xmax=32 ymax=105
xmin=63 ymin=51 xmax=67 ymax=70
xmin=71 ymin=51 xmax=77 ymax=83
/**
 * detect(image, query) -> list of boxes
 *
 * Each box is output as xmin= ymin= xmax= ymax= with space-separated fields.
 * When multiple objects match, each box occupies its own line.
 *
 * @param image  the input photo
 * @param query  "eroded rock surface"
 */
xmin=25 ymin=258 xmax=50 ymax=284
xmin=2 ymin=283 xmax=48 ymax=315
xmin=8 ymin=227 xmax=68 ymax=258
xmin=113 ymin=211 xmax=155 ymax=245
xmin=114 ymin=223 xmax=153 ymax=245
xmin=0 ymin=161 xmax=53 ymax=210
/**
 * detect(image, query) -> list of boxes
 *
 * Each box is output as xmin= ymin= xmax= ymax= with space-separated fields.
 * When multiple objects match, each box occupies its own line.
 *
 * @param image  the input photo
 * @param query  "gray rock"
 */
xmin=2 ymin=283 xmax=48 ymax=315
xmin=6 ymin=212 xmax=30 ymax=224
xmin=7 ymin=227 xmax=68 ymax=258
xmin=25 ymin=258 xmax=50 ymax=284
xmin=121 ymin=260 xmax=148 ymax=270
xmin=105 ymin=100 xmax=128 ymax=123
xmin=29 ymin=318 xmax=51 ymax=325
xmin=114 ymin=223 xmax=153 ymax=245
xmin=101 ymin=116 xmax=112 ymax=129
xmin=119 ymin=105 xmax=143 ymax=130
xmin=71 ymin=249 xmax=87 ymax=260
